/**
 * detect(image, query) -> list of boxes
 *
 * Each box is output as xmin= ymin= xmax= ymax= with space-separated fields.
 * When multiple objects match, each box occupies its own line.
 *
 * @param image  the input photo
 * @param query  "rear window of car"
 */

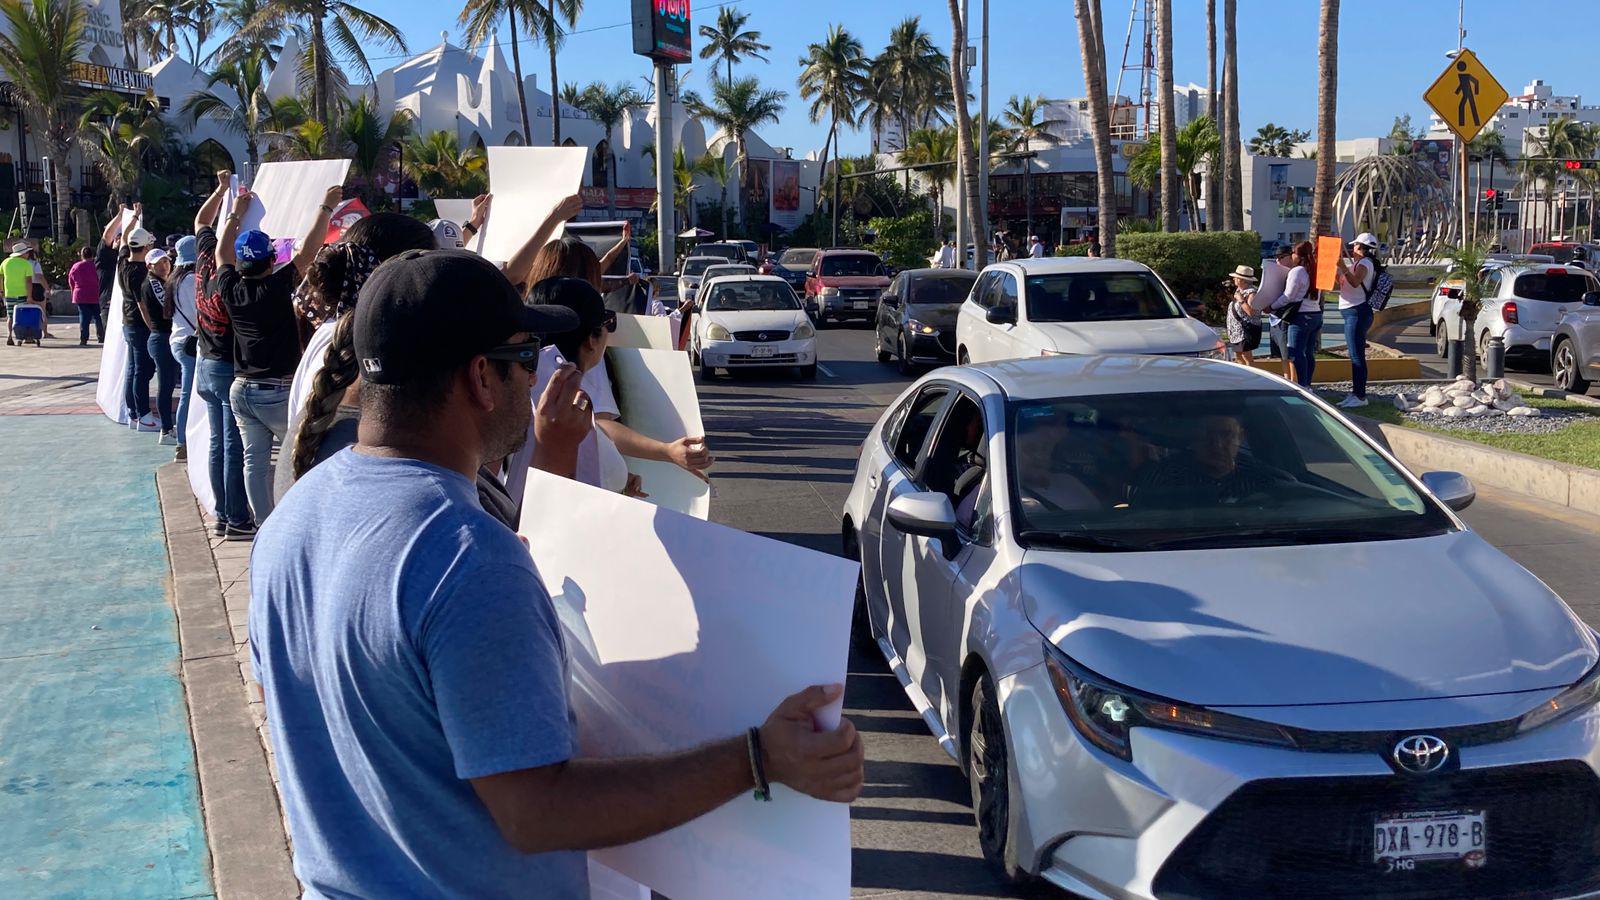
xmin=780 ymin=249 xmax=818 ymax=267
xmin=820 ymin=254 xmax=884 ymax=277
xmin=1531 ymin=244 xmax=1578 ymax=263
xmin=683 ymin=258 xmax=716 ymax=275
xmin=909 ymin=274 xmax=978 ymax=305
xmin=1514 ymin=271 xmax=1599 ymax=302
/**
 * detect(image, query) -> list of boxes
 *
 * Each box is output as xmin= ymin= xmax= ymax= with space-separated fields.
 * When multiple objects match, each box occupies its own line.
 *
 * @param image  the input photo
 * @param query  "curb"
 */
xmin=156 ymin=464 xmax=299 ymax=900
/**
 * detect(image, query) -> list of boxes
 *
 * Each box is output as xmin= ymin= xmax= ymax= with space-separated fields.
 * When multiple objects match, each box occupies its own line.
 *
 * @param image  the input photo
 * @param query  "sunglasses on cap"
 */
xmin=600 ymin=310 xmax=618 ymax=333
xmin=483 ymin=338 xmax=542 ymax=373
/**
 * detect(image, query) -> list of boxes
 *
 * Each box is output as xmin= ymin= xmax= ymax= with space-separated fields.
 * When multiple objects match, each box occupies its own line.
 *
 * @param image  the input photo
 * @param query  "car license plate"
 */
xmin=750 ymin=345 xmax=776 ymax=358
xmin=1373 ymin=810 xmax=1486 ymax=871
xmin=852 ymin=301 xmax=869 ymax=310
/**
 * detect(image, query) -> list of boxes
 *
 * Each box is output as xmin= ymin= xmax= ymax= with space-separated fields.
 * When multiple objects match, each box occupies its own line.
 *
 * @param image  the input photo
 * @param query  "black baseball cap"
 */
xmin=354 ymin=249 xmax=578 ymax=385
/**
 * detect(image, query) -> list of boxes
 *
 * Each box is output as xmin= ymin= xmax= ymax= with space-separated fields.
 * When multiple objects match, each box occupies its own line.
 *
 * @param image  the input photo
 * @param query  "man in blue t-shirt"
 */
xmin=250 ymin=250 xmax=864 ymax=898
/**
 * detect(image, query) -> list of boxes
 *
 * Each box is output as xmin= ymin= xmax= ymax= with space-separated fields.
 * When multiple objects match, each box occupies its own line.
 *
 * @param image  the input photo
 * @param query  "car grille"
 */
xmin=1152 ymin=761 xmax=1600 ymax=899
xmin=728 ymin=353 xmax=798 ymax=364
xmin=732 ymin=329 xmax=790 ymax=342
xmin=1284 ymin=720 xmax=1521 ymax=757
xmin=839 ymin=288 xmax=880 ymax=303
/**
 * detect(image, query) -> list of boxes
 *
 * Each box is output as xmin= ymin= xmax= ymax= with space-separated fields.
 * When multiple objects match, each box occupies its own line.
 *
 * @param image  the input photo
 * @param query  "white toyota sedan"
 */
xmin=955 ymin=258 xmax=1223 ymax=365
xmin=842 ymin=354 xmax=1600 ymax=898
xmin=690 ymin=275 xmax=817 ymax=379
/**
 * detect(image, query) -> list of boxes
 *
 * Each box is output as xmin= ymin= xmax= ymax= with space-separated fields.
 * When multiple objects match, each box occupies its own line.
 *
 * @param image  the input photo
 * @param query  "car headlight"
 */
xmin=1197 ymin=342 xmax=1227 ymax=360
xmin=1516 ymin=662 xmax=1600 ymax=734
xmin=707 ymin=323 xmax=731 ymax=342
xmin=819 ymin=287 xmax=840 ymax=297
xmin=905 ymin=318 xmax=936 ymax=335
xmin=1039 ymin=349 xmax=1069 ymax=357
xmin=792 ymin=321 xmax=815 ymax=340
xmin=1043 ymin=643 xmax=1294 ymax=760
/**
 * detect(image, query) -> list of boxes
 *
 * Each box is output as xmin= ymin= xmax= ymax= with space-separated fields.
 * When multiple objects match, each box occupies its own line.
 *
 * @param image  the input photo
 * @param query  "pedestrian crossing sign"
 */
xmin=1423 ymin=48 xmax=1508 ymax=143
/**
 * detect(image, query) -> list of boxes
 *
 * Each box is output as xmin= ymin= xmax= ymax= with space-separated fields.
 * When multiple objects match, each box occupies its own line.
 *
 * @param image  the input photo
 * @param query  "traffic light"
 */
xmin=1481 ymin=188 xmax=1504 ymax=210
xmin=1563 ymin=159 xmax=1599 ymax=171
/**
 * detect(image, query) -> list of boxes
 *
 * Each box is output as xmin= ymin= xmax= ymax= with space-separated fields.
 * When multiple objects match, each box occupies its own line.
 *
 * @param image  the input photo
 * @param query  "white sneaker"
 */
xmin=157 ymin=430 xmax=178 ymax=446
xmin=1338 ymin=395 xmax=1369 ymax=408
xmin=135 ymin=414 xmax=161 ymax=432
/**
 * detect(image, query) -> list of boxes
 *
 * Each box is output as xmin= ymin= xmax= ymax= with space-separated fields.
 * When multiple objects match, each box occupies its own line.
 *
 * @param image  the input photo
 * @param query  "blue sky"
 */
xmin=371 ymin=0 xmax=1597 ymax=155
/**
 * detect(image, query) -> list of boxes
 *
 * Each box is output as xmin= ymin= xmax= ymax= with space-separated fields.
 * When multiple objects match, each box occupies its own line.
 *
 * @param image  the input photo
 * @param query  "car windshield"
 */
xmin=1514 ymin=271 xmax=1599 ymax=302
xmin=696 ymin=244 xmax=742 ymax=260
xmin=682 ymin=258 xmax=716 ymax=276
xmin=820 ymin=254 xmax=883 ymax=277
xmin=1008 ymin=390 xmax=1453 ymax=552
xmin=705 ymin=265 xmax=755 ymax=279
xmin=908 ymin=274 xmax=977 ymax=306
xmin=780 ymin=249 xmax=818 ymax=267
xmin=1024 ymin=271 xmax=1184 ymax=322
xmin=706 ymin=282 xmax=801 ymax=311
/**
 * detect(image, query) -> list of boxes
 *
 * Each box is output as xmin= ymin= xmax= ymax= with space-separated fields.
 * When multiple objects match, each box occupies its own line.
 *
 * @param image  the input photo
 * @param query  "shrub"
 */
xmin=1054 ymin=242 xmax=1090 ymax=257
xmin=1115 ymin=230 xmax=1262 ymax=325
xmin=868 ymin=210 xmax=936 ymax=269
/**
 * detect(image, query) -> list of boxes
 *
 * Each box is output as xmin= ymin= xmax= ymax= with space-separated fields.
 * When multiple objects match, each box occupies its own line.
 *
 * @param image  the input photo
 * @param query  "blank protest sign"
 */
xmin=475 ymin=146 xmax=588 ymax=263
xmin=611 ymin=314 xmax=675 ymax=352
xmin=243 ymin=159 xmax=352 ymax=241
xmin=608 ymin=347 xmax=710 ymax=519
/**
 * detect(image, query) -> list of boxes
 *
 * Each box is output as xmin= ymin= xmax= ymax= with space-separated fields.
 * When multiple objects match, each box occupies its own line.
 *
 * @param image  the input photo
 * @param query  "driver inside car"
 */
xmin=1130 ymin=414 xmax=1272 ymax=506
xmin=1015 ymin=408 xmax=1100 ymax=515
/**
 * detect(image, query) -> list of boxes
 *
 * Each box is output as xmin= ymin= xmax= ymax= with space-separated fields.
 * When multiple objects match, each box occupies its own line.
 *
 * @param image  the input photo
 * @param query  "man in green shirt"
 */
xmin=4 ymin=244 xmax=39 ymax=346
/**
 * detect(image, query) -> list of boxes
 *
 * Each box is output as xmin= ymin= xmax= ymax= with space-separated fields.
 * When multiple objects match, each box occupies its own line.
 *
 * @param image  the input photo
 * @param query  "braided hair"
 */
xmin=291 ymin=311 xmax=360 ymax=478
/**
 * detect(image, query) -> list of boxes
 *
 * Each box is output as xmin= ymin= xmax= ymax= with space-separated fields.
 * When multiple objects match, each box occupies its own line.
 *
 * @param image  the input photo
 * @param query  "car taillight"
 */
xmin=1547 ymin=269 xmax=1567 ymax=276
xmin=1503 ymin=301 xmax=1519 ymax=325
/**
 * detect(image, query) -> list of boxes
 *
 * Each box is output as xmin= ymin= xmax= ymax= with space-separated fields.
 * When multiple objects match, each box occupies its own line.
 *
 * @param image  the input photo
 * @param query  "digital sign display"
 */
xmin=632 ymin=0 xmax=691 ymax=63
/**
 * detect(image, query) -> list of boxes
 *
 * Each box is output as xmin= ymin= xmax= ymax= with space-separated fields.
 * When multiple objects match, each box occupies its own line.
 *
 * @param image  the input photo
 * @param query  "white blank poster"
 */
xmin=517 ymin=470 xmax=857 ymax=900
xmin=242 ymin=159 xmax=352 ymax=242
xmin=475 ymin=146 xmax=588 ymax=263
xmin=606 ymin=347 xmax=710 ymax=519
xmin=610 ymin=313 xmax=675 ymax=352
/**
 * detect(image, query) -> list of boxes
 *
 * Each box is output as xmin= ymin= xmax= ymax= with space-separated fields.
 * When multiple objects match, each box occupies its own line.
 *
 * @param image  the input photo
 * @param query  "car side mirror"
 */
xmin=985 ymin=305 xmax=1017 ymax=326
xmin=1583 ymin=291 xmax=1600 ymax=307
xmin=1421 ymin=471 xmax=1475 ymax=512
xmin=881 ymin=291 xmax=899 ymax=306
xmin=887 ymin=491 xmax=961 ymax=558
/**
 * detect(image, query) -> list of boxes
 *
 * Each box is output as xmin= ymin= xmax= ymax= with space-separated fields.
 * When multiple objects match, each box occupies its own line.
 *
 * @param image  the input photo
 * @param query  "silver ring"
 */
xmin=574 ymin=396 xmax=590 ymax=411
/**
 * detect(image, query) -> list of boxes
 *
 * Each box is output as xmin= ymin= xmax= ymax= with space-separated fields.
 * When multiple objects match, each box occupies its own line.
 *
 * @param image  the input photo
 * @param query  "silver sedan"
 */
xmin=841 ymin=354 xmax=1600 ymax=898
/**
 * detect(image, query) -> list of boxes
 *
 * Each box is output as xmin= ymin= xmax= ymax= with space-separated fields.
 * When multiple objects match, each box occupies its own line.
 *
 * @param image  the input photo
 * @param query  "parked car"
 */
xmin=772 ymin=247 xmax=818 ymax=292
xmin=1551 ymin=287 xmax=1600 ymax=393
xmin=874 ymin=268 xmax=978 ymax=375
xmin=805 ymin=249 xmax=891 ymax=325
xmin=1432 ymin=262 xmax=1600 ymax=366
xmin=1530 ymin=242 xmax=1600 ymax=266
xmin=842 ymin=353 xmax=1600 ymax=896
xmin=693 ymin=263 xmax=758 ymax=305
xmin=689 ymin=242 xmax=745 ymax=263
xmin=675 ymin=256 xmax=723 ymax=307
xmin=955 ymin=258 xmax=1222 ymax=364
xmin=689 ymin=274 xmax=817 ymax=379
xmin=730 ymin=239 xmax=762 ymax=263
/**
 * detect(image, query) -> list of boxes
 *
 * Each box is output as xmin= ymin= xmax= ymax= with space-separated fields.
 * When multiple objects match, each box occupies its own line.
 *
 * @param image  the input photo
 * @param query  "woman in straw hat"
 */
xmin=1225 ymin=264 xmax=1264 ymax=366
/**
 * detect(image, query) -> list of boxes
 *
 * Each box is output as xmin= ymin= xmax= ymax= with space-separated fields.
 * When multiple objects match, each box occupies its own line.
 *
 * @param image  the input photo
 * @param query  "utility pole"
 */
xmin=1456 ymin=0 xmax=1469 ymax=246
xmin=977 ymin=0 xmax=990 ymax=256
xmin=955 ymin=0 xmax=970 ymax=268
xmin=655 ymin=62 xmax=675 ymax=275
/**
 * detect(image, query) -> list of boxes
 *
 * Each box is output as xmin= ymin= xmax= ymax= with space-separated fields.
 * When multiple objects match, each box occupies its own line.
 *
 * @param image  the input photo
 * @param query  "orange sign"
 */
xmin=1315 ymin=236 xmax=1343 ymax=292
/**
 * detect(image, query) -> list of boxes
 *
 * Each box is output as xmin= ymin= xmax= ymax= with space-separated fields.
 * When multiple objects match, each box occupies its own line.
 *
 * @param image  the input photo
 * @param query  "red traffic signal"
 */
xmin=1482 ymin=188 xmax=1498 ymax=199
xmin=1564 ymin=160 xmax=1598 ymax=170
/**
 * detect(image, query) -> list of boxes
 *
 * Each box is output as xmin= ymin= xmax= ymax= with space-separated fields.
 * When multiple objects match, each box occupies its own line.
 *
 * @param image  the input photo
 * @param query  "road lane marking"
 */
xmin=817 ymin=363 xmax=838 ymax=379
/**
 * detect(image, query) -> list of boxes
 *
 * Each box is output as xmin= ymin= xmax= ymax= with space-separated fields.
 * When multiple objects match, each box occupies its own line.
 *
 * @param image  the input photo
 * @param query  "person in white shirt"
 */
xmin=1028 ymin=235 xmax=1046 ymax=258
xmin=935 ymin=241 xmax=957 ymax=269
xmin=1334 ymin=232 xmax=1380 ymax=408
xmin=1278 ymin=240 xmax=1322 ymax=388
xmin=168 ymin=236 xmax=202 ymax=461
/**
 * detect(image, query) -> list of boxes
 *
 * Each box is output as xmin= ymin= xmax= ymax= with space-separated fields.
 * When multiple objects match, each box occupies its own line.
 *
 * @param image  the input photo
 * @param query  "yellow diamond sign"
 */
xmin=1423 ymin=48 xmax=1508 ymax=143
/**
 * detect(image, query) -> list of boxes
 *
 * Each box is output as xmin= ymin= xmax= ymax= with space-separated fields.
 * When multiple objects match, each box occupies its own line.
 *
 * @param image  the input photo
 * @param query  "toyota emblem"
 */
xmin=1392 ymin=735 xmax=1449 ymax=773
xmin=758 ymin=332 xmax=768 ymax=341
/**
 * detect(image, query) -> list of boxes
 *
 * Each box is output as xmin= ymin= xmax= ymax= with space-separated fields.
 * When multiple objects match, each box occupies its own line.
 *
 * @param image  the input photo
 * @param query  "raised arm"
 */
xmin=504 ymin=193 xmax=583 ymax=295
xmin=101 ymin=204 xmax=129 ymax=248
xmin=290 ymin=185 xmax=343 ymax=276
xmin=218 ymin=192 xmax=252 ymax=268
xmin=195 ymin=170 xmax=232 ymax=234
xmin=598 ymin=220 xmax=632 ymax=274
xmin=594 ymin=418 xmax=713 ymax=481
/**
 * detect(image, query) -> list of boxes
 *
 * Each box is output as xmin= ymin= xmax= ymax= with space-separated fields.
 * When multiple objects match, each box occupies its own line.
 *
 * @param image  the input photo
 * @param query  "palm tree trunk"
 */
xmin=736 ymin=137 xmax=749 ymax=232
xmin=946 ymin=0 xmax=987 ymax=269
xmin=547 ymin=0 xmax=562 ymax=145
xmin=49 ymin=138 xmax=69 ymax=240
xmin=1205 ymin=0 xmax=1218 ymax=230
xmin=508 ymin=14 xmax=532 ymax=144
xmin=1156 ymin=0 xmax=1178 ymax=232
xmin=607 ymin=128 xmax=618 ymax=218
xmin=1075 ymin=0 xmax=1117 ymax=256
xmin=818 ymin=120 xmax=836 ymax=236
xmin=1310 ymin=0 xmax=1340 ymax=237
xmin=720 ymin=183 xmax=729 ymax=238
xmin=1223 ymin=0 xmax=1243 ymax=230
xmin=311 ymin=17 xmax=330 ymax=131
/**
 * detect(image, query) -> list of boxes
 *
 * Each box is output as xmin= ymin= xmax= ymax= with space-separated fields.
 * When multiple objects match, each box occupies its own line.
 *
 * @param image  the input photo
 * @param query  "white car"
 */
xmin=842 ymin=353 xmax=1600 ymax=897
xmin=676 ymin=256 xmax=724 ymax=306
xmin=689 ymin=275 xmax=818 ymax=379
xmin=1439 ymin=262 xmax=1600 ymax=368
xmin=693 ymin=263 xmax=758 ymax=305
xmin=955 ymin=258 xmax=1223 ymax=364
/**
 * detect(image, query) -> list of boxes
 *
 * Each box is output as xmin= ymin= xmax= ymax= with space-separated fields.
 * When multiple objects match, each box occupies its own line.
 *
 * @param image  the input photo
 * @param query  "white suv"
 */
xmin=954 ymin=258 xmax=1222 ymax=365
xmin=1435 ymin=262 xmax=1600 ymax=366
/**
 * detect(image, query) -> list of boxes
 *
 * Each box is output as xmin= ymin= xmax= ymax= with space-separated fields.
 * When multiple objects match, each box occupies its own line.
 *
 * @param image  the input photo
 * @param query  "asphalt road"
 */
xmin=696 ymin=324 xmax=1600 ymax=899
xmin=1372 ymin=312 xmax=1600 ymax=398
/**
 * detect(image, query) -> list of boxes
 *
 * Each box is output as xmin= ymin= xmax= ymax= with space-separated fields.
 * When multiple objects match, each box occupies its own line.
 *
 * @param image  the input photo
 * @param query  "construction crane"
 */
xmin=1110 ymin=0 xmax=1154 ymax=142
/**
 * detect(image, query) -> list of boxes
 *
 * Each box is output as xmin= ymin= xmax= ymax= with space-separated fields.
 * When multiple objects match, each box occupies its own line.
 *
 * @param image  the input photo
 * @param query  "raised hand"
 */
xmin=534 ymin=363 xmax=594 ymax=451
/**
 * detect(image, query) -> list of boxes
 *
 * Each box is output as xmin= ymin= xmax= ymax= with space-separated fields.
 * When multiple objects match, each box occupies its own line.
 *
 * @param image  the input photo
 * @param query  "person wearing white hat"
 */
xmin=119 ymin=222 xmax=164 ymax=431
xmin=1224 ymin=265 xmax=1264 ymax=366
xmin=1334 ymin=232 xmax=1381 ymax=408
xmin=1028 ymin=234 xmax=1046 ymax=258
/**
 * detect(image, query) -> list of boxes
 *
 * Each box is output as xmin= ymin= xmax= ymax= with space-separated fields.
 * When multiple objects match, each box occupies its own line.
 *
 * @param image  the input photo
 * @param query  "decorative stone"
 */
xmin=1507 ymin=406 xmax=1542 ymax=417
xmin=1466 ymin=405 xmax=1492 ymax=416
xmin=1452 ymin=396 xmax=1476 ymax=408
xmin=1440 ymin=406 xmax=1469 ymax=417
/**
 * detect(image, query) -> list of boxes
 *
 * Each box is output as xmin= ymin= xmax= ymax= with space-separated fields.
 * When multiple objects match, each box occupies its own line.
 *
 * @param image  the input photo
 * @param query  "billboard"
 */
xmin=770 ymin=160 xmax=802 ymax=231
xmin=631 ymin=0 xmax=691 ymax=63
xmin=1411 ymin=139 xmax=1455 ymax=182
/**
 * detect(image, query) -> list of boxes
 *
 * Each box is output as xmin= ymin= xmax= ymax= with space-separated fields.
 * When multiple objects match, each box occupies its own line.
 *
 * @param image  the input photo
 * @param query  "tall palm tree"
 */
xmin=1204 ymin=0 xmax=1219 ymax=230
xmin=1072 ymin=0 xmax=1117 ymax=256
xmin=1155 ymin=0 xmax=1178 ymax=232
xmin=697 ymin=8 xmax=770 ymax=88
xmin=460 ymin=0 xmax=544 ymax=147
xmin=539 ymin=0 xmax=582 ymax=145
xmin=242 ymin=0 xmax=406 ymax=132
xmin=0 ymin=0 xmax=88 ymax=238
xmin=1222 ymin=0 xmax=1243 ymax=229
xmin=942 ymin=0 xmax=984 ymax=268
xmin=339 ymin=93 xmax=411 ymax=185
xmin=78 ymin=93 xmax=167 ymax=207
xmin=696 ymin=153 xmax=733 ymax=238
xmin=402 ymin=129 xmax=488 ymax=198
xmin=872 ymin=16 xmax=948 ymax=154
xmin=1003 ymin=95 xmax=1067 ymax=237
xmin=208 ymin=0 xmax=288 ymax=69
xmin=899 ymin=126 xmax=956 ymax=237
xmin=797 ymin=25 xmax=866 ymax=243
xmin=122 ymin=0 xmax=190 ymax=64
xmin=576 ymin=80 xmax=644 ymax=218
xmin=1311 ymin=0 xmax=1340 ymax=238
xmin=182 ymin=51 xmax=276 ymax=168
xmin=1129 ymin=116 xmax=1219 ymax=232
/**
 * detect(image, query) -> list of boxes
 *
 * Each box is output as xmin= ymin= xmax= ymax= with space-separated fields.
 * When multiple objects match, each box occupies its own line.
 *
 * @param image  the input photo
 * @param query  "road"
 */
xmin=698 ymin=324 xmax=1600 ymax=898
xmin=1373 ymin=312 xmax=1600 ymax=398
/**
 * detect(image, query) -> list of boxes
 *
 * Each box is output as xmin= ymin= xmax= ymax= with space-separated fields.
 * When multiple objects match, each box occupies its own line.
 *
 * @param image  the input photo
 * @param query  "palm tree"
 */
xmin=242 ymin=0 xmax=406 ymax=132
xmin=696 ymin=153 xmax=733 ymax=239
xmin=78 ymin=93 xmax=167 ymax=208
xmin=1310 ymin=0 xmax=1340 ymax=237
xmin=1222 ymin=0 xmax=1243 ymax=229
xmin=0 ymin=0 xmax=88 ymax=238
xmin=943 ymin=0 xmax=984 ymax=268
xmin=899 ymin=126 xmax=956 ymax=237
xmin=1442 ymin=239 xmax=1492 ymax=379
xmin=673 ymin=146 xmax=701 ymax=230
xmin=1074 ymin=0 xmax=1117 ymax=255
xmin=208 ymin=0 xmax=288 ymax=69
xmin=182 ymin=51 xmax=276 ymax=168
xmin=689 ymin=76 xmax=786 ymax=234
xmin=576 ymin=81 xmax=644 ymax=218
xmin=339 ymin=94 xmax=411 ymax=186
xmin=697 ymin=8 xmax=770 ymax=88
xmin=402 ymin=129 xmax=489 ymax=198
xmin=122 ymin=0 xmax=191 ymax=64
xmin=871 ymin=16 xmax=948 ymax=154
xmin=1002 ymin=95 xmax=1067 ymax=237
xmin=539 ymin=0 xmax=583 ymax=145
xmin=1248 ymin=123 xmax=1309 ymax=157
xmin=1204 ymin=0 xmax=1220 ymax=230
xmin=1129 ymin=116 xmax=1219 ymax=232
xmin=459 ymin=0 xmax=544 ymax=147
xmin=1155 ymin=0 xmax=1178 ymax=232
xmin=797 ymin=25 xmax=867 ymax=245
xmin=274 ymin=119 xmax=333 ymax=160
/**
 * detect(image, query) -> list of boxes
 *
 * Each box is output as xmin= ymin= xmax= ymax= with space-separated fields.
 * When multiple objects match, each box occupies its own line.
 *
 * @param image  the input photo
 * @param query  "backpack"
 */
xmin=1362 ymin=259 xmax=1395 ymax=311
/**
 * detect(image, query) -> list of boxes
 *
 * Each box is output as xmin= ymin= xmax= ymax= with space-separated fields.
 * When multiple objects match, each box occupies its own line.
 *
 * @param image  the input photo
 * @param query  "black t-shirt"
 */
xmin=95 ymin=243 xmax=117 ymax=306
xmin=118 ymin=251 xmax=148 ymax=325
xmin=194 ymin=228 xmax=234 ymax=363
xmin=219 ymin=262 xmax=303 ymax=379
xmin=141 ymin=276 xmax=172 ymax=335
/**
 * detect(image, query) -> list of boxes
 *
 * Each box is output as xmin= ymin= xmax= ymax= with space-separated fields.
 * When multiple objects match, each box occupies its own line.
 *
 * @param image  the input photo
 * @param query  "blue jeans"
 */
xmin=147 ymin=330 xmax=180 ymax=433
xmin=197 ymin=357 xmax=250 ymax=527
xmin=1286 ymin=310 xmax=1324 ymax=388
xmin=76 ymin=303 xmax=103 ymax=343
xmin=230 ymin=378 xmax=291 ymax=524
xmin=1268 ymin=317 xmax=1288 ymax=360
xmin=1342 ymin=303 xmax=1374 ymax=399
xmin=170 ymin=336 xmax=197 ymax=445
xmin=123 ymin=321 xmax=154 ymax=420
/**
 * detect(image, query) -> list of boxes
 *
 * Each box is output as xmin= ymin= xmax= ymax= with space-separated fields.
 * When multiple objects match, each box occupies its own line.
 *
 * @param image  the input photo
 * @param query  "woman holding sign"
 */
xmin=1281 ymin=241 xmax=1322 ymax=388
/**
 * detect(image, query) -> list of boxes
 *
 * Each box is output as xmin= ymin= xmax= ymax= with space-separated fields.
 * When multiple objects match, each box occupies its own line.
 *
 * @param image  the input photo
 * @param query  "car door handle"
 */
xmin=867 ymin=474 xmax=879 ymax=492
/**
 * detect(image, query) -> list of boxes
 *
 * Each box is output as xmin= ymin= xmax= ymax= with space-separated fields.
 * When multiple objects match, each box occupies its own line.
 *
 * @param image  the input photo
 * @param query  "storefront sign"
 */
xmin=631 ymin=0 xmax=691 ymax=64
xmin=582 ymin=186 xmax=658 ymax=210
xmin=769 ymin=160 xmax=802 ymax=231
xmin=68 ymin=61 xmax=154 ymax=94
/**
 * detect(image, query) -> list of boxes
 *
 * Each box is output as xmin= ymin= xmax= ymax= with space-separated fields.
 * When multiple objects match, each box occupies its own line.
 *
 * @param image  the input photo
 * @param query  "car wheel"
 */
xmin=874 ymin=330 xmax=891 ymax=363
xmin=958 ymin=347 xmax=971 ymax=366
xmin=1554 ymin=339 xmax=1592 ymax=394
xmin=896 ymin=334 xmax=916 ymax=377
xmin=799 ymin=362 xmax=818 ymax=380
xmin=968 ymin=674 xmax=1031 ymax=883
xmin=1478 ymin=331 xmax=1492 ymax=370
xmin=850 ymin=563 xmax=877 ymax=656
xmin=1435 ymin=322 xmax=1450 ymax=359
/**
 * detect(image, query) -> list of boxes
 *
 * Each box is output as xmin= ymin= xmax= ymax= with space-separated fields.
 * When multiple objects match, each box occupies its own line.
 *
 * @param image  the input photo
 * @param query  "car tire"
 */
xmin=1479 ymin=331 xmax=1492 ymax=371
xmin=799 ymin=362 xmax=818 ymax=380
xmin=850 ymin=563 xmax=877 ymax=656
xmin=968 ymin=674 xmax=1032 ymax=884
xmin=875 ymin=330 xmax=891 ymax=363
xmin=958 ymin=347 xmax=971 ymax=366
xmin=1554 ymin=338 xmax=1591 ymax=394
xmin=1435 ymin=321 xmax=1450 ymax=359
xmin=896 ymin=334 xmax=916 ymax=377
